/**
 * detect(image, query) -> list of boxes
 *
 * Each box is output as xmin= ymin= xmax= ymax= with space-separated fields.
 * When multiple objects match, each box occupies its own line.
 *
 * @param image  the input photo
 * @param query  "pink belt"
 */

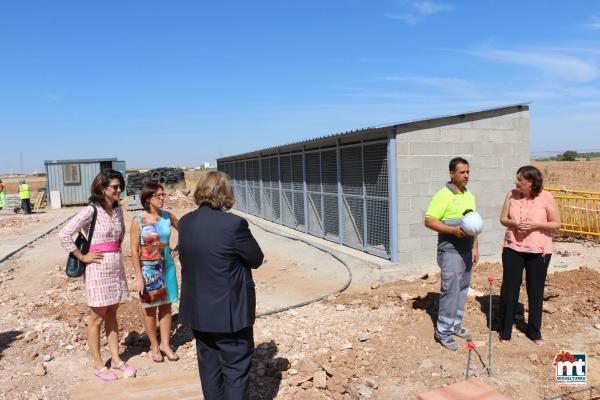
xmin=89 ymin=241 xmax=121 ymax=253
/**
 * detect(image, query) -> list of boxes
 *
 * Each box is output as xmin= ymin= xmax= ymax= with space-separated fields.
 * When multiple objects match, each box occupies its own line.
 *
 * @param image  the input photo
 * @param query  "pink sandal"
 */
xmin=110 ymin=361 xmax=137 ymax=378
xmin=533 ymin=339 xmax=545 ymax=346
xmin=93 ymin=367 xmax=118 ymax=381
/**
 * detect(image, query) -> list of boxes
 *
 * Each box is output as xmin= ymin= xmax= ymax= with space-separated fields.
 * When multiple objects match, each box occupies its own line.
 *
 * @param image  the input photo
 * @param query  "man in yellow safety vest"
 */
xmin=18 ymin=179 xmax=32 ymax=214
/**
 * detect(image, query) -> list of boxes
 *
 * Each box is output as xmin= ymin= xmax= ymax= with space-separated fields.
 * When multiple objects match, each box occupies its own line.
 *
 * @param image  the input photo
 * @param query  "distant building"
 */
xmin=44 ymin=158 xmax=126 ymax=206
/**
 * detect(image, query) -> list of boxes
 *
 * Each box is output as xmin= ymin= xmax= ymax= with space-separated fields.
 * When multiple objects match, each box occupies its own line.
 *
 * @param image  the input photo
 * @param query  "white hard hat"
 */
xmin=461 ymin=211 xmax=484 ymax=237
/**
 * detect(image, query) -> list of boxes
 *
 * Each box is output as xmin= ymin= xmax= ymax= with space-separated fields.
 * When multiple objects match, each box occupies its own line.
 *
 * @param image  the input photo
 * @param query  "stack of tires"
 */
xmin=126 ymin=167 xmax=185 ymax=194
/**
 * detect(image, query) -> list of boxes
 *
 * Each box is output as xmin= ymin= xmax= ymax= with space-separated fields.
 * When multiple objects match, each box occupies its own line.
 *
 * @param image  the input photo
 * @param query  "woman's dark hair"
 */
xmin=140 ymin=182 xmax=165 ymax=211
xmin=89 ymin=168 xmax=125 ymax=210
xmin=517 ymin=165 xmax=544 ymax=198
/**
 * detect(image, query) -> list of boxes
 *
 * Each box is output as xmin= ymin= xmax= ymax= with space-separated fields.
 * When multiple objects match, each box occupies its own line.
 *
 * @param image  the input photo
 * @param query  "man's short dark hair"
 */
xmin=449 ymin=157 xmax=469 ymax=172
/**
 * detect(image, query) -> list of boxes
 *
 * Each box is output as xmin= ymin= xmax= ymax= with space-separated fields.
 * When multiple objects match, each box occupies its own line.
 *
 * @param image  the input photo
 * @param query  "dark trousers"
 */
xmin=21 ymin=198 xmax=31 ymax=214
xmin=193 ymin=327 xmax=254 ymax=400
xmin=499 ymin=247 xmax=551 ymax=340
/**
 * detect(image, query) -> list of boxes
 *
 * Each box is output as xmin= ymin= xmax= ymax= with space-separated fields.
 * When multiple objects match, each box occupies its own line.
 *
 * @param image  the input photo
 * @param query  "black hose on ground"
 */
xmin=248 ymin=220 xmax=353 ymax=318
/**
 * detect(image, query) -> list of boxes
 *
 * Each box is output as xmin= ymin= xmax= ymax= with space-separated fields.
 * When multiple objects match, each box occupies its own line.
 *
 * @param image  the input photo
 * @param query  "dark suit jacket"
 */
xmin=178 ymin=205 xmax=264 ymax=333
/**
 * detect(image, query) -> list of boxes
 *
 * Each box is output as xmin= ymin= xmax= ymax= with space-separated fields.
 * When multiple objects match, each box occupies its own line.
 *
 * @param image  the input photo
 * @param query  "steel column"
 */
xmin=278 ymin=151 xmax=283 ymax=225
xmin=259 ymin=155 xmax=264 ymax=219
xmin=387 ymin=130 xmax=399 ymax=263
xmin=302 ymin=146 xmax=308 ymax=234
xmin=336 ymin=139 xmax=344 ymax=245
xmin=319 ymin=151 xmax=325 ymax=237
xmin=361 ymin=141 xmax=368 ymax=251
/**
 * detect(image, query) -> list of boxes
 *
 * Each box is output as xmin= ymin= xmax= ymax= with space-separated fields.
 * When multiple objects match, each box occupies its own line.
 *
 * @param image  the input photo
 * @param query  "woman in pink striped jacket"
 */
xmin=59 ymin=169 xmax=136 ymax=381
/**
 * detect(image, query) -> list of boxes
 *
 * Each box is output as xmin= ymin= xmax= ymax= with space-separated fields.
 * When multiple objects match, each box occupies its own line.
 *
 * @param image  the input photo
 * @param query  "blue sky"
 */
xmin=1 ymin=1 xmax=600 ymax=173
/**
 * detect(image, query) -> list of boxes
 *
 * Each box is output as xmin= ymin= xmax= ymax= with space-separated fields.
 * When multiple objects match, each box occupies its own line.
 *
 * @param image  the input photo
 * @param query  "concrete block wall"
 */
xmin=394 ymin=107 xmax=530 ymax=267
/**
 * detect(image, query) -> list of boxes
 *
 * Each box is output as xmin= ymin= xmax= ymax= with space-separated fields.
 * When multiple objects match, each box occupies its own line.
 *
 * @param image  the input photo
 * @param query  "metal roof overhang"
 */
xmin=44 ymin=157 xmax=119 ymax=165
xmin=217 ymin=103 xmax=530 ymax=162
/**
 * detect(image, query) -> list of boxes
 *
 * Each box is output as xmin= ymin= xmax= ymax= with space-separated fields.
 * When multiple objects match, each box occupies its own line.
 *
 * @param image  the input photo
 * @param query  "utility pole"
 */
xmin=20 ymin=152 xmax=23 ymax=175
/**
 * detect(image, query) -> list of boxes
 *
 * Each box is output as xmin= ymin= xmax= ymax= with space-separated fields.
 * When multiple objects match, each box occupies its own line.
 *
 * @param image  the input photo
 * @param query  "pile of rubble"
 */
xmin=164 ymin=189 xmax=197 ymax=209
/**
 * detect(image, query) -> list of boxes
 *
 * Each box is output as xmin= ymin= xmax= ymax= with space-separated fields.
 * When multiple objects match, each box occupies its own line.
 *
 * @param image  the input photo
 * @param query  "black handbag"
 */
xmin=66 ymin=204 xmax=98 ymax=277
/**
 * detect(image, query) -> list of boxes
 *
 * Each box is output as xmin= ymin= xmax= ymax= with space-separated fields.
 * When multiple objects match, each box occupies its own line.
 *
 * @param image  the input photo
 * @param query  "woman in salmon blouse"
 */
xmin=499 ymin=165 xmax=561 ymax=345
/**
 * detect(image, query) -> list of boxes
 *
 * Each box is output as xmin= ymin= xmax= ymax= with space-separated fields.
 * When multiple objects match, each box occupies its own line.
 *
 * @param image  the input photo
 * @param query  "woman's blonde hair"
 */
xmin=193 ymin=170 xmax=235 ymax=209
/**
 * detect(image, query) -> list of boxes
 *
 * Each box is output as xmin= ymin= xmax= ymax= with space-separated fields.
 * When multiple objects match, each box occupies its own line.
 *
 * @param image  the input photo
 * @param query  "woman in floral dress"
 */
xmin=130 ymin=182 xmax=180 ymax=362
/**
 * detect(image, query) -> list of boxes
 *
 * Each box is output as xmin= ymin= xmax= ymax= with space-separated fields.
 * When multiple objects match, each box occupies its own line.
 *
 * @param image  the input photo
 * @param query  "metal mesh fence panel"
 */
xmin=291 ymin=154 xmax=303 ymax=191
xmin=364 ymin=142 xmax=389 ymax=255
xmin=321 ymin=149 xmax=339 ymax=240
xmin=306 ymin=152 xmax=323 ymax=236
xmin=364 ymin=143 xmax=389 ymax=198
xmin=366 ymin=198 xmax=390 ymax=256
xmin=341 ymin=146 xmax=364 ymax=248
xmin=259 ymin=158 xmax=272 ymax=221
xmin=291 ymin=153 xmax=305 ymax=230
xmin=248 ymin=186 xmax=260 ymax=216
xmin=341 ymin=146 xmax=363 ymax=195
xmin=281 ymin=189 xmax=294 ymax=227
xmin=234 ymin=160 xmax=247 ymax=211
xmin=307 ymin=192 xmax=323 ymax=236
xmin=246 ymin=159 xmax=260 ymax=215
xmin=293 ymin=191 xmax=305 ymax=230
xmin=342 ymin=195 xmax=365 ymax=249
xmin=321 ymin=150 xmax=337 ymax=194
xmin=271 ymin=188 xmax=281 ymax=222
xmin=305 ymin=152 xmax=321 ymax=192
xmin=280 ymin=155 xmax=292 ymax=190
xmin=323 ymin=193 xmax=339 ymax=240
xmin=262 ymin=187 xmax=273 ymax=221
xmin=224 ymin=138 xmax=390 ymax=259
xmin=269 ymin=157 xmax=281 ymax=222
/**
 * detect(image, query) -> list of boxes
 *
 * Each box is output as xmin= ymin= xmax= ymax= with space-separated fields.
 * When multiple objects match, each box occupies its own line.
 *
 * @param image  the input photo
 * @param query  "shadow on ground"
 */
xmin=119 ymin=313 xmax=194 ymax=361
xmin=249 ymin=340 xmax=287 ymax=400
xmin=118 ymin=314 xmax=286 ymax=399
xmin=0 ymin=330 xmax=23 ymax=360
xmin=475 ymin=294 xmax=528 ymax=336
xmin=412 ymin=292 xmax=440 ymax=330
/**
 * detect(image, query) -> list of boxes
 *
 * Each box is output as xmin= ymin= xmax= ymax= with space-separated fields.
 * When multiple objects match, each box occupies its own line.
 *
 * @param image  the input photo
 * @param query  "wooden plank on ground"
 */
xmin=417 ymin=378 xmax=512 ymax=400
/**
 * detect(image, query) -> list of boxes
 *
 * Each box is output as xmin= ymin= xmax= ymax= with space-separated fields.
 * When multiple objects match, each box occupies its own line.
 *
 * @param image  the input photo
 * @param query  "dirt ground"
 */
xmin=533 ymin=161 xmax=600 ymax=192
xmin=0 ymin=202 xmax=599 ymax=400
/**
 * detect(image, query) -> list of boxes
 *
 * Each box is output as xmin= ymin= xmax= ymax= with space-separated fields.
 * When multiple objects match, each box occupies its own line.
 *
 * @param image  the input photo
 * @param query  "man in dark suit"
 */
xmin=179 ymin=171 xmax=264 ymax=400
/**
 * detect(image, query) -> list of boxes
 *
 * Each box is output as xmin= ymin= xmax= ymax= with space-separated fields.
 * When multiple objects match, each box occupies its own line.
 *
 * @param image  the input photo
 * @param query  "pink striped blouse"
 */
xmin=58 ymin=204 xmax=129 ymax=307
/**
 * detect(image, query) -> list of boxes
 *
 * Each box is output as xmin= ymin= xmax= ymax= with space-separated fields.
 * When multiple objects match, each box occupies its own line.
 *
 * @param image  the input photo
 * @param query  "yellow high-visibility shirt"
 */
xmin=19 ymin=184 xmax=31 ymax=200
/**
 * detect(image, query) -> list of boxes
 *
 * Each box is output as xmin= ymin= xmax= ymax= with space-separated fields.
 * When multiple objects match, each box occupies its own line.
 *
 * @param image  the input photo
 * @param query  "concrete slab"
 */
xmin=417 ymin=378 xmax=512 ymax=400
xmin=70 ymin=370 xmax=203 ymax=400
xmin=0 ymin=210 xmax=76 ymax=266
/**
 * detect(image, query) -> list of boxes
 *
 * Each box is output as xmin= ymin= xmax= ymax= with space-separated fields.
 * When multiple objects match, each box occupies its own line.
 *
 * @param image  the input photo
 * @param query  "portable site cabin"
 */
xmin=44 ymin=158 xmax=126 ymax=207
xmin=217 ymin=104 xmax=530 ymax=266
